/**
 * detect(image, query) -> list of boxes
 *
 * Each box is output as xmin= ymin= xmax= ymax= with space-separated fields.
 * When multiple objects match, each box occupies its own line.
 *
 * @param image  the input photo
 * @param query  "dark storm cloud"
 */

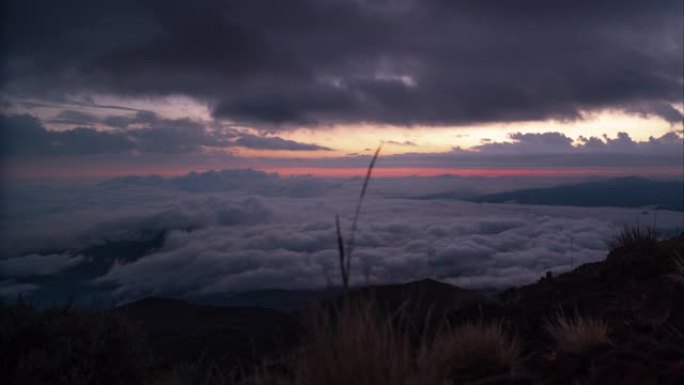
xmin=2 ymin=0 xmax=682 ymax=127
xmin=234 ymin=133 xmax=332 ymax=151
xmin=0 ymin=113 xmax=332 ymax=155
xmin=0 ymin=114 xmax=136 ymax=155
xmin=0 ymin=253 xmax=83 ymax=277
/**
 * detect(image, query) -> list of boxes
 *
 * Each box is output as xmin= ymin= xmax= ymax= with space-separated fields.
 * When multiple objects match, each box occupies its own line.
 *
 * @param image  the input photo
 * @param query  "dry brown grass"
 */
xmin=546 ymin=311 xmax=610 ymax=353
xmin=292 ymin=300 xmax=413 ymax=385
xmin=245 ymin=300 xmax=520 ymax=385
xmin=419 ymin=321 xmax=520 ymax=384
xmin=670 ymin=250 xmax=684 ymax=285
xmin=335 ymin=144 xmax=382 ymax=291
xmin=607 ymin=225 xmax=659 ymax=251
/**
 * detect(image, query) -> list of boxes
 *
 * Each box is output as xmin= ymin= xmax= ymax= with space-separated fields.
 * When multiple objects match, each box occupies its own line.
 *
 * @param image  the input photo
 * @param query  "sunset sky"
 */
xmin=1 ymin=0 xmax=683 ymax=303
xmin=1 ymin=0 xmax=683 ymax=179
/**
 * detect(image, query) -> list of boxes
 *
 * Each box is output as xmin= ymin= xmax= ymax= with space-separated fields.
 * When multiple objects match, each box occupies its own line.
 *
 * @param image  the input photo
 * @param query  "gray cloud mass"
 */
xmin=2 ymin=113 xmax=681 ymax=173
xmin=2 ymin=0 xmax=682 ymax=127
xmin=0 ymin=113 xmax=331 ymax=155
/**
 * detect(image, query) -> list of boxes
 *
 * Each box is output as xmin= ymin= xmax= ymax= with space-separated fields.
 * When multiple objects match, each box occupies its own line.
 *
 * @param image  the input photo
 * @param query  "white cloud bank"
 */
xmin=1 ymin=171 xmax=682 ymax=303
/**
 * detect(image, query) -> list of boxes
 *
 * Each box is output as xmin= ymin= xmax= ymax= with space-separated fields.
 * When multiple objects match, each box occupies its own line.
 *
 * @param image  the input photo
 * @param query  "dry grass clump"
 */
xmin=673 ymin=251 xmax=684 ymax=272
xmin=420 ymin=321 xmax=520 ymax=383
xmin=291 ymin=300 xmax=413 ymax=385
xmin=608 ymin=225 xmax=659 ymax=251
xmin=670 ymin=250 xmax=684 ymax=285
xmin=546 ymin=311 xmax=610 ymax=354
xmin=246 ymin=300 xmax=520 ymax=385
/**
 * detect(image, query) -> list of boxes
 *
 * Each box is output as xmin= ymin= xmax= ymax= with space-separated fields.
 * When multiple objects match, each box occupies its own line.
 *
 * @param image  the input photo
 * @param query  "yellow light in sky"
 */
xmin=282 ymin=110 xmax=678 ymax=155
xmin=25 ymin=93 xmax=680 ymax=158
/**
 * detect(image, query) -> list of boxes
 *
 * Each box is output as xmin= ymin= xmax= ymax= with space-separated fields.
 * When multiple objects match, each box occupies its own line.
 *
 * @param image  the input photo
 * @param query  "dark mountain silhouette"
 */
xmin=116 ymin=298 xmax=299 ymax=369
xmin=347 ymin=278 xmax=491 ymax=316
xmin=425 ymin=177 xmax=684 ymax=211
xmin=201 ymin=279 xmax=489 ymax=313
xmin=202 ymin=288 xmax=342 ymax=312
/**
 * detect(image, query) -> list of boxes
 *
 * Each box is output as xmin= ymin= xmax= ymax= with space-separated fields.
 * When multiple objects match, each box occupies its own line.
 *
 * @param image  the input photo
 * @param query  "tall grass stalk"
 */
xmin=335 ymin=144 xmax=382 ymax=292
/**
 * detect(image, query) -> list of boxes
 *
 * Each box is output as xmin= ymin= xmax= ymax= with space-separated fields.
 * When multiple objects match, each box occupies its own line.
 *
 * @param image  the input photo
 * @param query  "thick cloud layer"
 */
xmin=378 ymin=131 xmax=684 ymax=169
xmin=2 ymin=112 xmax=681 ymax=175
xmin=2 ymin=0 xmax=682 ymax=127
xmin=1 ymin=171 xmax=682 ymax=303
xmin=0 ymin=113 xmax=330 ymax=156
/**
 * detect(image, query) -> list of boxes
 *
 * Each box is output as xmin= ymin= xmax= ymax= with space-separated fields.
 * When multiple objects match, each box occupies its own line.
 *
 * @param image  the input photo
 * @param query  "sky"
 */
xmin=1 ymin=0 xmax=682 ymax=179
xmin=0 ymin=0 xmax=683 ymax=303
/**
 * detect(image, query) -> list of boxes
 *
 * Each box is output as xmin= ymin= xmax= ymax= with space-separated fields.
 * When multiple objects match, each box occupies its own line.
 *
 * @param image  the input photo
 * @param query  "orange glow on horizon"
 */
xmin=261 ymin=166 xmax=684 ymax=178
xmin=6 ymin=164 xmax=682 ymax=180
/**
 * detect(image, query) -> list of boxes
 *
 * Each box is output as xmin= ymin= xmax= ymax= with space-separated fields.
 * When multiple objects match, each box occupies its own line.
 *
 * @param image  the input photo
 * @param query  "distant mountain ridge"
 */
xmin=426 ymin=177 xmax=683 ymax=211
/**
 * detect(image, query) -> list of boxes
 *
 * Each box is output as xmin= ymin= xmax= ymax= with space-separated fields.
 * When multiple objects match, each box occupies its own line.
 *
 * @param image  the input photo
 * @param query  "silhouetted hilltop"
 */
xmin=347 ymin=278 xmax=491 ymax=317
xmin=116 ymin=297 xmax=299 ymax=369
xmin=206 ymin=288 xmax=342 ymax=311
xmin=426 ymin=177 xmax=684 ymax=211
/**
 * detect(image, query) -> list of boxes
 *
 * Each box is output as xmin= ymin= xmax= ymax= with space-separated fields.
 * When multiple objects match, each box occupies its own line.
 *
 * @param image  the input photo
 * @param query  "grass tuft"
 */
xmin=421 ymin=321 xmax=520 ymax=383
xmin=672 ymin=250 xmax=684 ymax=273
xmin=245 ymin=300 xmax=520 ymax=385
xmin=546 ymin=310 xmax=610 ymax=354
xmin=669 ymin=250 xmax=684 ymax=285
xmin=291 ymin=300 xmax=412 ymax=385
xmin=607 ymin=225 xmax=659 ymax=251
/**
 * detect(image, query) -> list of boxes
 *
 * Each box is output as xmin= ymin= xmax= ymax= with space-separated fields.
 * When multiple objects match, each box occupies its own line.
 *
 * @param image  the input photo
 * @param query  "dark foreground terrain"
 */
xmin=2 ymin=232 xmax=683 ymax=384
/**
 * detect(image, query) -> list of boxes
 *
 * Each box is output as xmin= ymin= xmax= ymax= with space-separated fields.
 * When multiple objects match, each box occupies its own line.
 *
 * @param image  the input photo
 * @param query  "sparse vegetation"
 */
xmin=669 ymin=250 xmax=684 ymax=285
xmin=291 ymin=300 xmax=413 ymax=385
xmin=545 ymin=310 xmax=610 ymax=353
xmin=422 ymin=321 xmax=520 ymax=383
xmin=671 ymin=250 xmax=684 ymax=274
xmin=608 ymin=225 xmax=659 ymax=251
xmin=245 ymin=300 xmax=520 ymax=385
xmin=165 ymin=359 xmax=234 ymax=385
xmin=0 ymin=301 xmax=153 ymax=385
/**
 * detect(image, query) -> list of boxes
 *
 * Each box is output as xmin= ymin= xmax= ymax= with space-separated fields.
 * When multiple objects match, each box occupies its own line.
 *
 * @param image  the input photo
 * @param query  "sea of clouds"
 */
xmin=1 ymin=170 xmax=682 ymax=304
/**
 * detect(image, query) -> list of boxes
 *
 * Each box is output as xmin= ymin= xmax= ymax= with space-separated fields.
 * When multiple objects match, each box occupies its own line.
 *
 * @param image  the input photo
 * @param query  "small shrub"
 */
xmin=608 ymin=225 xmax=659 ymax=251
xmin=546 ymin=311 xmax=610 ymax=354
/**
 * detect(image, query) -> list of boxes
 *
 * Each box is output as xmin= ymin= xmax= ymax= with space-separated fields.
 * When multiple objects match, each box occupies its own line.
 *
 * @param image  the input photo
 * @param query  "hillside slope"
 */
xmin=442 ymin=177 xmax=683 ymax=211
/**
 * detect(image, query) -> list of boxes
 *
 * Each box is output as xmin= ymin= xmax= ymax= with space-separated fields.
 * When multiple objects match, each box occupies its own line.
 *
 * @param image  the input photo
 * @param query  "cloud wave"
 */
xmin=1 ymin=171 xmax=682 ymax=303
